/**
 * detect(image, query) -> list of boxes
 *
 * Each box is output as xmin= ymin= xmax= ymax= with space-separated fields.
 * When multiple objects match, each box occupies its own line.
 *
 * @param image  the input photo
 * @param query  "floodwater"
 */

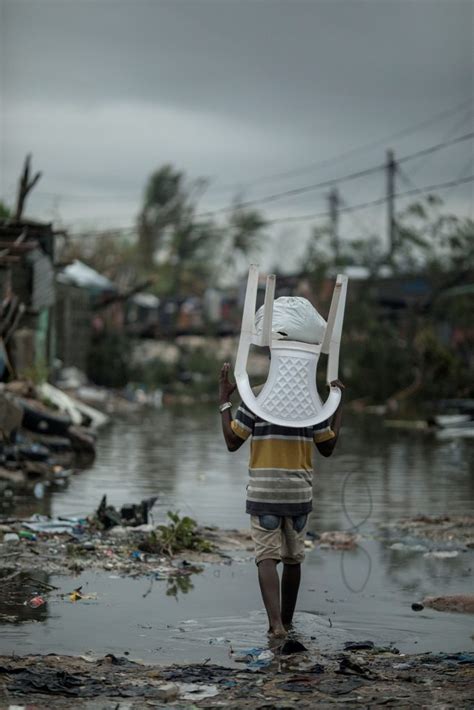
xmin=1 ymin=409 xmax=473 ymax=664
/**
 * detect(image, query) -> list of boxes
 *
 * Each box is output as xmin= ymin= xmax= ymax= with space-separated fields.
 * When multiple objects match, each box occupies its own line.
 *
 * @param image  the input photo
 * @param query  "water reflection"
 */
xmin=1 ymin=409 xmax=472 ymax=658
xmin=48 ymin=409 xmax=473 ymax=534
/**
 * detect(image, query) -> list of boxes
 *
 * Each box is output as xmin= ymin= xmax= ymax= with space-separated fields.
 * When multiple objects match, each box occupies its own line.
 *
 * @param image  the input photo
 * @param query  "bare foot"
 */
xmin=268 ymin=625 xmax=288 ymax=639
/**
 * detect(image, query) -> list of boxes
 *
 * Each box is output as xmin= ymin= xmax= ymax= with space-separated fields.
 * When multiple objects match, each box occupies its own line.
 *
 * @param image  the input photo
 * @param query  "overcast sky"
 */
xmin=1 ymin=0 xmax=473 ymax=270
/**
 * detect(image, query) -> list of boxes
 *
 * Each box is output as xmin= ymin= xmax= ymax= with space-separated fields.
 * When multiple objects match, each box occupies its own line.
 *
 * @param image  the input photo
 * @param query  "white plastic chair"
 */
xmin=234 ymin=265 xmax=348 ymax=428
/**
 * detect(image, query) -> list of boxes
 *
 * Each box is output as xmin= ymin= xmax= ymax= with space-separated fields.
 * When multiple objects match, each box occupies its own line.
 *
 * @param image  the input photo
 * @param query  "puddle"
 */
xmin=0 ymin=540 xmax=472 ymax=663
xmin=1 ymin=410 xmax=473 ymax=661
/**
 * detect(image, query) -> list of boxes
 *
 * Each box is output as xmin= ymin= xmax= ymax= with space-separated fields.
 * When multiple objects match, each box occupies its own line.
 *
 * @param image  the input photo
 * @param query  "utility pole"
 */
xmin=328 ymin=186 xmax=340 ymax=260
xmin=386 ymin=149 xmax=396 ymax=256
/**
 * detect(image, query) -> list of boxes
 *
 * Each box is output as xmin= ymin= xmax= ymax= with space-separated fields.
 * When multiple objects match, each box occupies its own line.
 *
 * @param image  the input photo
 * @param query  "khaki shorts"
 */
xmin=250 ymin=514 xmax=309 ymax=565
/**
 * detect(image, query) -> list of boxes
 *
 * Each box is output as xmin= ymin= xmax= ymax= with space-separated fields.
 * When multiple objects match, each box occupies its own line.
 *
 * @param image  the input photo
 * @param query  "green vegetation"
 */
xmin=140 ymin=511 xmax=214 ymax=556
xmin=0 ymin=201 xmax=10 ymax=219
xmin=302 ymin=195 xmax=474 ymax=408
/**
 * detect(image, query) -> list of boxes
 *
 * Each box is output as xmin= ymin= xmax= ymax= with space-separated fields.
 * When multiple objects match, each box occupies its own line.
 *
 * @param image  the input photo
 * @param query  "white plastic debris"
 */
xmin=254 ymin=296 xmax=326 ymax=344
xmin=423 ymin=550 xmax=459 ymax=559
xmin=390 ymin=542 xmax=427 ymax=552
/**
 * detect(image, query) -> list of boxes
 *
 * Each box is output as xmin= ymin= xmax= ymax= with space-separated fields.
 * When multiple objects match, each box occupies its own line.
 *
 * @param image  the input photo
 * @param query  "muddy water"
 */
xmin=1 ymin=409 xmax=473 ymax=663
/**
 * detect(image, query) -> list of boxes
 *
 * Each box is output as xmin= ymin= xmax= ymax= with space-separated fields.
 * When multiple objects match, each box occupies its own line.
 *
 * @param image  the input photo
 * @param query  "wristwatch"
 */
xmin=219 ymin=401 xmax=232 ymax=413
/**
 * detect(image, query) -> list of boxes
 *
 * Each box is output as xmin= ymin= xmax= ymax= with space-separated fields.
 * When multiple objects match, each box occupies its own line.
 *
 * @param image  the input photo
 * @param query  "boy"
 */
xmin=219 ymin=362 xmax=343 ymax=637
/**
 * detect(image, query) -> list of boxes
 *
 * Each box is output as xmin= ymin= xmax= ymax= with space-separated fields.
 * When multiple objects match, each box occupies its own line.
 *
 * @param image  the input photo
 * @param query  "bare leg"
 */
xmin=257 ymin=559 xmax=287 ymax=637
xmin=281 ymin=563 xmax=301 ymax=629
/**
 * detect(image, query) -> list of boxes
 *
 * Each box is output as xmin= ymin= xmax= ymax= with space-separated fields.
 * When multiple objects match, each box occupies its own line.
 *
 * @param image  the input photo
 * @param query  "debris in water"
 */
xmin=422 ymin=595 xmax=474 ymax=614
xmin=26 ymin=595 xmax=46 ymax=608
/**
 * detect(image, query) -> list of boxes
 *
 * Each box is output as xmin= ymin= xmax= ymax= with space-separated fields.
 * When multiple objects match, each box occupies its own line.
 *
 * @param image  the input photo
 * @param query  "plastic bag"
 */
xmin=254 ymin=296 xmax=326 ymax=344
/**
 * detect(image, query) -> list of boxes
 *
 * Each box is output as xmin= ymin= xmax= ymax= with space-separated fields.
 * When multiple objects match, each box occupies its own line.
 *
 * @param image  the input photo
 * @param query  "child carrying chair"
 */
xmin=219 ymin=265 xmax=348 ymax=639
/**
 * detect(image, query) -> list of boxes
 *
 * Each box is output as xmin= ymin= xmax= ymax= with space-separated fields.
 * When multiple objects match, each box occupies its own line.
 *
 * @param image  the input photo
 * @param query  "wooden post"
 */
xmin=15 ymin=155 xmax=42 ymax=221
xmin=328 ymin=187 xmax=340 ymax=260
xmin=386 ymin=149 xmax=396 ymax=256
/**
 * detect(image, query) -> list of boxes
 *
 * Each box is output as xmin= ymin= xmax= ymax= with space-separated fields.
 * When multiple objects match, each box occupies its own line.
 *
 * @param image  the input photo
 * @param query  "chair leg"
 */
xmin=326 ymin=275 xmax=348 ymax=384
xmin=241 ymin=264 xmax=259 ymax=335
xmin=321 ymin=276 xmax=342 ymax=355
xmin=235 ymin=264 xmax=259 ymax=379
xmin=261 ymin=274 xmax=276 ymax=346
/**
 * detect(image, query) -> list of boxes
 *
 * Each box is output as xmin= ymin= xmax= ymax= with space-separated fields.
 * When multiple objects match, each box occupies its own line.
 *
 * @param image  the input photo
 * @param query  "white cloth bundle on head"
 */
xmin=254 ymin=296 xmax=326 ymax=345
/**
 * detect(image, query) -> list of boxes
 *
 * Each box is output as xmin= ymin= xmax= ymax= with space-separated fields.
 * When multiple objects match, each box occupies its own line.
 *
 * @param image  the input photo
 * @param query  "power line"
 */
xmin=398 ymin=131 xmax=474 ymax=167
xmin=404 ymin=106 xmax=474 ymax=181
xmin=267 ymin=174 xmax=474 ymax=225
xmin=397 ymin=165 xmax=421 ymax=194
xmin=69 ymin=170 xmax=474 ymax=237
xmin=198 ymin=132 xmax=474 ymax=218
xmin=197 ymin=163 xmax=384 ymax=217
xmin=206 ymin=97 xmax=474 ymax=195
xmin=29 ymin=99 xmax=474 ymax=206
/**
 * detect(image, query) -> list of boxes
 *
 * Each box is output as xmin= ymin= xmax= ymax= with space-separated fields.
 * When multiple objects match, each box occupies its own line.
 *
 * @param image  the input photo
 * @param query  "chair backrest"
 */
xmin=234 ymin=265 xmax=347 ymax=428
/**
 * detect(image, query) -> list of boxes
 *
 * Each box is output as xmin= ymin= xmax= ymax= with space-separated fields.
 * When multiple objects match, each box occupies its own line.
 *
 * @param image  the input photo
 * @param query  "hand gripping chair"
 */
xmin=234 ymin=265 xmax=348 ymax=428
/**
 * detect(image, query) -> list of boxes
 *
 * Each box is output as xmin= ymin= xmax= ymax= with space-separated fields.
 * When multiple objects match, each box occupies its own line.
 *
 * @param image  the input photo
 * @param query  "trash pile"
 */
xmin=0 ymin=497 xmax=254 ymax=580
xmin=380 ymin=514 xmax=474 ymax=557
xmin=0 ymin=643 xmax=473 ymax=708
xmin=57 ymin=365 xmax=163 ymax=414
xmin=0 ymin=380 xmax=108 ymax=511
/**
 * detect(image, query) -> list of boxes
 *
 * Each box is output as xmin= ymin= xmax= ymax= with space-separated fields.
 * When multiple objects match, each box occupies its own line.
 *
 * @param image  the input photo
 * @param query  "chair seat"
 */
xmin=234 ymin=266 xmax=347 ymax=428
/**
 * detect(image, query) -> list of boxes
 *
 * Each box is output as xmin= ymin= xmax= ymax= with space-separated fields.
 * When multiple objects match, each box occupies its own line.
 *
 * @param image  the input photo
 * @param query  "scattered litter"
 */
xmin=317 ymin=677 xmax=366 ymax=696
xmin=319 ymin=531 xmax=359 ymax=550
xmin=423 ymin=550 xmax=459 ymax=559
xmin=150 ymin=681 xmax=179 ymax=702
xmin=308 ymin=662 xmax=325 ymax=674
xmin=234 ymin=647 xmax=274 ymax=669
xmin=3 ymin=533 xmax=20 ymax=543
xmin=23 ymin=515 xmax=85 ymax=535
xmin=95 ymin=494 xmax=157 ymax=530
xmin=280 ymin=639 xmax=308 ymax=655
xmin=343 ymin=640 xmax=374 ymax=651
xmin=337 ymin=655 xmax=378 ymax=680
xmin=437 ymin=652 xmax=474 ymax=664
xmin=69 ymin=587 xmax=83 ymax=602
xmin=278 ymin=676 xmax=320 ymax=693
xmin=422 ymin=594 xmax=474 ymax=614
xmin=176 ymin=682 xmax=220 ymax=700
xmin=389 ymin=542 xmax=427 ymax=552
xmin=68 ymin=586 xmax=97 ymax=603
xmin=26 ymin=595 xmax=46 ymax=609
xmin=18 ymin=530 xmax=36 ymax=541
xmin=0 ymin=651 xmax=472 ymax=706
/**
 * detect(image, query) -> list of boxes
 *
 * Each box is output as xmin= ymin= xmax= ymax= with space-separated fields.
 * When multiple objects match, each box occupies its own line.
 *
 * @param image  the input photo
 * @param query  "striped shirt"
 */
xmin=231 ymin=401 xmax=335 ymax=516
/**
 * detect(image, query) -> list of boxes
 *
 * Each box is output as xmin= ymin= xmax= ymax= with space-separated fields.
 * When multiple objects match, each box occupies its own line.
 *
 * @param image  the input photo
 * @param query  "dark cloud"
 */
xmin=1 ymin=0 xmax=472 ymax=267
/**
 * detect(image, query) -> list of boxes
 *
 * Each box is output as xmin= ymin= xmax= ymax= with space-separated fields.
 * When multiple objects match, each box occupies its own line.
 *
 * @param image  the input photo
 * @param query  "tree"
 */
xmin=137 ymin=165 xmax=186 ymax=268
xmin=226 ymin=202 xmax=267 ymax=267
xmin=136 ymin=166 xmax=267 ymax=295
xmin=0 ymin=201 xmax=10 ymax=219
xmin=299 ymin=194 xmax=474 ymax=405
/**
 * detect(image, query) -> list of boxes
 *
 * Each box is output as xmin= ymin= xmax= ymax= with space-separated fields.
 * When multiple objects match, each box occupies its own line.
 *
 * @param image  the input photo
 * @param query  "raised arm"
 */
xmin=316 ymin=379 xmax=344 ymax=457
xmin=219 ymin=362 xmax=245 ymax=452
